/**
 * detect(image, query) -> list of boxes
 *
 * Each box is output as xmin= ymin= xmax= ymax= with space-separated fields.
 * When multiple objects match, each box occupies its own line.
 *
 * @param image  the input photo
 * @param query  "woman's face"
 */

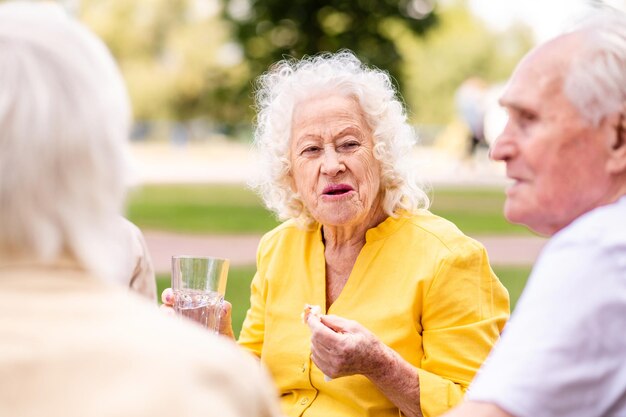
xmin=289 ymin=94 xmax=383 ymax=228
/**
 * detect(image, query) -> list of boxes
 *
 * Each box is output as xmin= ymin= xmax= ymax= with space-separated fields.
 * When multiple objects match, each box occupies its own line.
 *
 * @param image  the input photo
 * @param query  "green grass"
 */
xmin=430 ymin=188 xmax=532 ymax=235
xmin=492 ymin=265 xmax=531 ymax=310
xmin=158 ymin=264 xmax=531 ymax=337
xmin=127 ymin=184 xmax=279 ymax=234
xmin=128 ymin=184 xmax=533 ymax=235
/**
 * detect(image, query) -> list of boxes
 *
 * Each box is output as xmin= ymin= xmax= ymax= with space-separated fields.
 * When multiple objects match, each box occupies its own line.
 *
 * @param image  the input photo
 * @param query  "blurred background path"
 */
xmin=144 ymin=231 xmax=546 ymax=273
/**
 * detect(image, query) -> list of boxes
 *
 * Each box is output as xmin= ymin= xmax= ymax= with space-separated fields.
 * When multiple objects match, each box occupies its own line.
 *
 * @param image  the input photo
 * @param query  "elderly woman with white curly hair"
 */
xmin=166 ymin=51 xmax=509 ymax=417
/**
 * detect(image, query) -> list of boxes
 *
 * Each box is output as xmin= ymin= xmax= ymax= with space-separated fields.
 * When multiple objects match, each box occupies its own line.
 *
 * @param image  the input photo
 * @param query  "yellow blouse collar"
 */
xmin=313 ymin=210 xmax=414 ymax=244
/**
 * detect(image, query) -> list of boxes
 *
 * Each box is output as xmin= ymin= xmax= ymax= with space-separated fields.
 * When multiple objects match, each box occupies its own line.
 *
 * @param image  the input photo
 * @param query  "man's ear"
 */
xmin=607 ymin=103 xmax=626 ymax=174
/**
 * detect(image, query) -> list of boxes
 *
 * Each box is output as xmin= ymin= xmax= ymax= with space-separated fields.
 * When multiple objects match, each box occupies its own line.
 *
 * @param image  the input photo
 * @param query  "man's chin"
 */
xmin=504 ymin=206 xmax=554 ymax=236
xmin=503 ymin=202 xmax=530 ymax=227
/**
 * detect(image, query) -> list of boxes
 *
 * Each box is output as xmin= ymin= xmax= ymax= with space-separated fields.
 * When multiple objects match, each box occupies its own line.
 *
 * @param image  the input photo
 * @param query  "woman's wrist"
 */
xmin=364 ymin=341 xmax=423 ymax=417
xmin=363 ymin=340 xmax=399 ymax=382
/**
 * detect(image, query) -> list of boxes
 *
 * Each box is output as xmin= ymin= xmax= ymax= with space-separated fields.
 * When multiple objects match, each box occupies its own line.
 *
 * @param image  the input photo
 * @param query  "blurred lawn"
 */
xmin=493 ymin=265 xmax=531 ymax=311
xmin=128 ymin=184 xmax=532 ymax=235
xmin=157 ymin=265 xmax=531 ymax=337
xmin=431 ymin=187 xmax=532 ymax=235
xmin=127 ymin=184 xmax=278 ymax=234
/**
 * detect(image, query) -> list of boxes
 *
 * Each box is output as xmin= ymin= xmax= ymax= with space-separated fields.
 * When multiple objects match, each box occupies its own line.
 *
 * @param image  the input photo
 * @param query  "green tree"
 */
xmin=72 ymin=0 xmax=532 ymax=136
xmin=387 ymin=2 xmax=534 ymax=125
xmin=223 ymin=0 xmax=438 ymax=94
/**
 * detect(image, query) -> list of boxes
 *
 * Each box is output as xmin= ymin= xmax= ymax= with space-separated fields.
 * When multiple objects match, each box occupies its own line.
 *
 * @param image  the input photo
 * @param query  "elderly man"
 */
xmin=444 ymin=9 xmax=626 ymax=417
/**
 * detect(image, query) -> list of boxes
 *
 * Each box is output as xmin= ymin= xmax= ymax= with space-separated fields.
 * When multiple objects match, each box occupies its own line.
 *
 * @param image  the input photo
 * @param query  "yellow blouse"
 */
xmin=239 ymin=210 xmax=510 ymax=417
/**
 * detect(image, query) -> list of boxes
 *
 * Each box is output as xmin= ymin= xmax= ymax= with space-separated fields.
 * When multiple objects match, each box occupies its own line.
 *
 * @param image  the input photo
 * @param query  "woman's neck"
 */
xmin=322 ymin=203 xmax=387 ymax=251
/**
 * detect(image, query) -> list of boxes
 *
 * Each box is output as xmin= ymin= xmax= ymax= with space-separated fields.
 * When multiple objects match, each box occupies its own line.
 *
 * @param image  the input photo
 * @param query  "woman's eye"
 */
xmin=301 ymin=146 xmax=321 ymax=155
xmin=339 ymin=141 xmax=359 ymax=151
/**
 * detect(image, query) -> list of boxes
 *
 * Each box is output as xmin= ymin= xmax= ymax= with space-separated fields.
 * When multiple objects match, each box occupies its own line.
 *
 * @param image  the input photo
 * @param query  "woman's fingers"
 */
xmin=320 ymin=314 xmax=358 ymax=333
xmin=308 ymin=315 xmax=384 ymax=378
xmin=218 ymin=301 xmax=236 ymax=339
xmin=161 ymin=288 xmax=174 ymax=306
xmin=161 ymin=290 xmax=235 ymax=339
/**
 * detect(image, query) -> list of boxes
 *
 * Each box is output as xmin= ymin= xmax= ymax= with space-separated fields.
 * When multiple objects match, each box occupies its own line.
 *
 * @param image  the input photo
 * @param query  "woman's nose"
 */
xmin=321 ymin=148 xmax=345 ymax=176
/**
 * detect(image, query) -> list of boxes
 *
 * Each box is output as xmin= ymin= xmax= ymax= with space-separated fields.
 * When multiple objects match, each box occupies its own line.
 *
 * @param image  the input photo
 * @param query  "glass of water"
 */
xmin=171 ymin=255 xmax=229 ymax=334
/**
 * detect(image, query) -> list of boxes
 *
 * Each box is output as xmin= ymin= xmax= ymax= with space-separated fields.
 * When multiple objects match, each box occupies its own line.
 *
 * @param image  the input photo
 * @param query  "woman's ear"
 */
xmin=289 ymin=173 xmax=297 ymax=193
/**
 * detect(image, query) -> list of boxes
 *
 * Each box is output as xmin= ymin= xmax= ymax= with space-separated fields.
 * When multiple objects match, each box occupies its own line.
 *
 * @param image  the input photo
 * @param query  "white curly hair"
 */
xmin=250 ymin=50 xmax=430 ymax=227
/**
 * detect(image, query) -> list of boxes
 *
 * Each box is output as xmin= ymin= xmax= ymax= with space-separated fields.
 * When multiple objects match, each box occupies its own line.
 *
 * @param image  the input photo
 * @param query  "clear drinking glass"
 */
xmin=171 ymin=255 xmax=229 ymax=334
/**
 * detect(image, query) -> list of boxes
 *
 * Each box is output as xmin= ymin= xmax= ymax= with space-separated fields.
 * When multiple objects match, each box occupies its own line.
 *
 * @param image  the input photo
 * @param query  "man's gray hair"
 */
xmin=565 ymin=8 xmax=626 ymax=126
xmin=250 ymin=50 xmax=430 ymax=227
xmin=0 ymin=2 xmax=133 ymax=283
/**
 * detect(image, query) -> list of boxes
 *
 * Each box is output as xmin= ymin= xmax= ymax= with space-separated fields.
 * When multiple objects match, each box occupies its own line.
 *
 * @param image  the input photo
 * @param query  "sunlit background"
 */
xmin=35 ymin=0 xmax=623 ymax=144
xmin=12 ymin=0 xmax=621 ymax=164
xmin=5 ymin=0 xmax=626 ymax=329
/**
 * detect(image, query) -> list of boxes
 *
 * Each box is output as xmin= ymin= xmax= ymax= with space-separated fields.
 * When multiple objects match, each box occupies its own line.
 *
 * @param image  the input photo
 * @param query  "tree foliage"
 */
xmin=223 ymin=0 xmax=532 ymax=126
xmin=223 ymin=0 xmax=438 ymax=93
xmin=389 ymin=2 xmax=534 ymax=124
xmin=80 ymin=0 xmax=249 ymax=125
xmin=70 ymin=0 xmax=532 ymax=135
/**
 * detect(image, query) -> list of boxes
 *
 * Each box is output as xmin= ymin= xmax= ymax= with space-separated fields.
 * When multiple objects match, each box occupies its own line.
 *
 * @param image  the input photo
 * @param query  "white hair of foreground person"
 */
xmin=251 ymin=50 xmax=430 ymax=227
xmin=564 ymin=9 xmax=626 ymax=126
xmin=0 ymin=2 xmax=133 ymax=283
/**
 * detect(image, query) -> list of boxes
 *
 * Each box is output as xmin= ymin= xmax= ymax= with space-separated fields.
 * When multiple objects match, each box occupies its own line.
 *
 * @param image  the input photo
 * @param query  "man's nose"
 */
xmin=489 ymin=125 xmax=517 ymax=162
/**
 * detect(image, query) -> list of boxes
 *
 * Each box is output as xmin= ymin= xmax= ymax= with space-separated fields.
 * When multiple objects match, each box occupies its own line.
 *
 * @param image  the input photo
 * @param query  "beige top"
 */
xmin=0 ymin=259 xmax=283 ymax=417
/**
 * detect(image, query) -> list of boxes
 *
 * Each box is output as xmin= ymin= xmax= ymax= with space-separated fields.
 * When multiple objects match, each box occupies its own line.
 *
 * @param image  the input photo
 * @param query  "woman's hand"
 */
xmin=160 ymin=288 xmax=236 ymax=340
xmin=306 ymin=314 xmax=386 ymax=379
xmin=306 ymin=314 xmax=423 ymax=417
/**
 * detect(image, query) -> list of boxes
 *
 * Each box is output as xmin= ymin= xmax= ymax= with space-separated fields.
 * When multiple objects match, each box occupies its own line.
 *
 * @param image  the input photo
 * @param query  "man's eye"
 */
xmin=509 ymin=110 xmax=537 ymax=130
xmin=519 ymin=111 xmax=537 ymax=123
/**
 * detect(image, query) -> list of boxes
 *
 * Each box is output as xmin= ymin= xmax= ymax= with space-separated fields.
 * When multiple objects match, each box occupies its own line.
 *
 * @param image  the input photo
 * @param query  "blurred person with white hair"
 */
xmin=164 ymin=51 xmax=510 ymax=417
xmin=0 ymin=2 xmax=281 ymax=417
xmin=444 ymin=8 xmax=626 ymax=417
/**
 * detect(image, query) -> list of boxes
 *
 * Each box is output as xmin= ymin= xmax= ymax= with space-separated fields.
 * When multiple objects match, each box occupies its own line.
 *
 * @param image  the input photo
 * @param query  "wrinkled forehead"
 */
xmin=291 ymin=91 xmax=370 ymax=131
xmin=290 ymin=93 xmax=369 ymax=140
xmin=292 ymin=92 xmax=362 ymax=118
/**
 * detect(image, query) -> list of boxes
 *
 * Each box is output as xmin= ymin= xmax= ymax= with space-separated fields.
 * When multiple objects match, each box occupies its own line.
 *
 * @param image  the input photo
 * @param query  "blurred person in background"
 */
xmin=444 ymin=9 xmax=626 ymax=417
xmin=481 ymin=83 xmax=508 ymax=148
xmin=455 ymin=77 xmax=488 ymax=159
xmin=0 ymin=3 xmax=281 ymax=417
xmin=165 ymin=51 xmax=509 ymax=417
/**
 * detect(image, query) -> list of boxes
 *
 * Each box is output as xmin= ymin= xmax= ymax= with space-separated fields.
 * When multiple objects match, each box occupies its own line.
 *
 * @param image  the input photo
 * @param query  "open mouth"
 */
xmin=322 ymin=184 xmax=354 ymax=196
